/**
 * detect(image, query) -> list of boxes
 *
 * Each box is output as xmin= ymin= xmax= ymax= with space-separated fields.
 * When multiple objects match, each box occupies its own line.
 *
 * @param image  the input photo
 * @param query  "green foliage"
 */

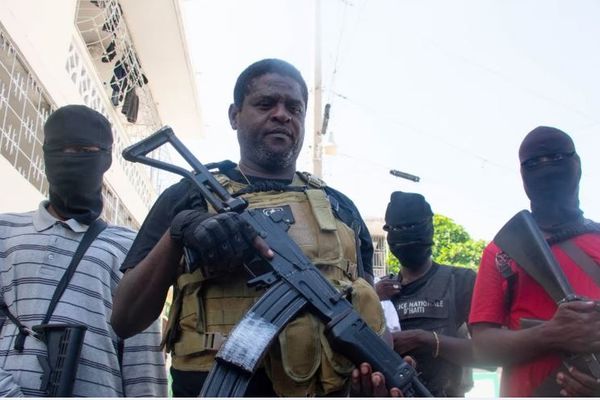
xmin=386 ymin=251 xmax=400 ymax=275
xmin=386 ymin=214 xmax=487 ymax=272
xmin=432 ymin=215 xmax=486 ymax=269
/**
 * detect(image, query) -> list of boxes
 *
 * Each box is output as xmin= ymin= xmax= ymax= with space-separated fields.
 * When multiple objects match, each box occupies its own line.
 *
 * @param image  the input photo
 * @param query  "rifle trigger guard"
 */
xmin=247 ymin=272 xmax=279 ymax=289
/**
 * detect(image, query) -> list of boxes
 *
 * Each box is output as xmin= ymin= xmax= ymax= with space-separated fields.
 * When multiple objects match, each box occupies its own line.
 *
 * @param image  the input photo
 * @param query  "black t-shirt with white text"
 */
xmin=391 ymin=262 xmax=476 ymax=397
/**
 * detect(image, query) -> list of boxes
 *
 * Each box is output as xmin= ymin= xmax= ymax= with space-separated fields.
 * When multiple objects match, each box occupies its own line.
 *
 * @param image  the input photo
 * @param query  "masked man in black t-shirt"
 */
xmin=376 ymin=191 xmax=477 ymax=397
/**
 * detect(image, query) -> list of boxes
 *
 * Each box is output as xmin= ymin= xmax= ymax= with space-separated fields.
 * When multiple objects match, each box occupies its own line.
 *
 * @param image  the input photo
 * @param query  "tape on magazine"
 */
xmin=216 ymin=312 xmax=278 ymax=372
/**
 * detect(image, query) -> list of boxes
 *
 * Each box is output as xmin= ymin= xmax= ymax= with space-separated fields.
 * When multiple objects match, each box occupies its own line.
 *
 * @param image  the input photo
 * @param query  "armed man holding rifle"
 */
xmin=112 ymin=59 xmax=415 ymax=397
xmin=470 ymin=126 xmax=600 ymax=397
xmin=0 ymin=105 xmax=167 ymax=397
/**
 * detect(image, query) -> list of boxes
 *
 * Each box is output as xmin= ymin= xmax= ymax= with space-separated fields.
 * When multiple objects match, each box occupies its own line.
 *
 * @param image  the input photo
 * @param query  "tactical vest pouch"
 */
xmin=306 ymin=189 xmax=337 ymax=232
xmin=168 ymin=269 xmax=207 ymax=355
xmin=350 ymin=277 xmax=386 ymax=335
xmin=320 ymin=277 xmax=387 ymax=385
xmin=279 ymin=313 xmax=321 ymax=382
xmin=265 ymin=277 xmax=385 ymax=396
xmin=173 ymin=286 xmax=206 ymax=357
xmin=264 ymin=312 xmax=322 ymax=396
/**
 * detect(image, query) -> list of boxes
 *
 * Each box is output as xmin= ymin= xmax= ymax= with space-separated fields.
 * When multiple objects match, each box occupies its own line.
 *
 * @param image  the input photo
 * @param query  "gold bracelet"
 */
xmin=432 ymin=331 xmax=440 ymax=359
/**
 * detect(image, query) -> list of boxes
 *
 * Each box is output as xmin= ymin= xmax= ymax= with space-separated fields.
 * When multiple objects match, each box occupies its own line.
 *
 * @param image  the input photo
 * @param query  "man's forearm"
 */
xmin=112 ymin=231 xmax=181 ymax=338
xmin=433 ymin=334 xmax=475 ymax=366
xmin=471 ymin=322 xmax=556 ymax=366
xmin=394 ymin=329 xmax=478 ymax=367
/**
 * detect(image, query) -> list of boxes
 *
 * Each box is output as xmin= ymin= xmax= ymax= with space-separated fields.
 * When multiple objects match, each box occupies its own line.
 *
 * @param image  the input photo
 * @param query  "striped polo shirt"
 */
xmin=0 ymin=201 xmax=167 ymax=397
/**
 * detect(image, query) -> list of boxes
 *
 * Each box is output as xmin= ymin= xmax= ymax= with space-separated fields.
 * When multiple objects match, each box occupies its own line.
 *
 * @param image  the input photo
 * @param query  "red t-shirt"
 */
xmin=469 ymin=233 xmax=600 ymax=397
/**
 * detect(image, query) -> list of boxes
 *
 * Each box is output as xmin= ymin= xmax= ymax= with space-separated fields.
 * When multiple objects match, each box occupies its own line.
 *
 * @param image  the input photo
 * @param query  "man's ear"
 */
xmin=228 ymin=104 xmax=239 ymax=130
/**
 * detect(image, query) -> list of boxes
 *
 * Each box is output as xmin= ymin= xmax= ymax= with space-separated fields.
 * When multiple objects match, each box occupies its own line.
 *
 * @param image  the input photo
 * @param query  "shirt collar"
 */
xmin=32 ymin=201 xmax=90 ymax=233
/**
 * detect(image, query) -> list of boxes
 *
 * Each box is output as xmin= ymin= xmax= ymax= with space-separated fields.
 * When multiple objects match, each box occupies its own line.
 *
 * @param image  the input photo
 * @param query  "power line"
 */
xmin=417 ymin=36 xmax=599 ymax=124
xmin=325 ymin=0 xmax=351 ymax=106
xmin=332 ymin=91 xmax=516 ymax=174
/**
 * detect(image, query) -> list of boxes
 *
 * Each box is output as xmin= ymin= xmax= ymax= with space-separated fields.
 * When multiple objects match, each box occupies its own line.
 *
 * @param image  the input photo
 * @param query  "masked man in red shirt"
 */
xmin=470 ymin=126 xmax=600 ymax=397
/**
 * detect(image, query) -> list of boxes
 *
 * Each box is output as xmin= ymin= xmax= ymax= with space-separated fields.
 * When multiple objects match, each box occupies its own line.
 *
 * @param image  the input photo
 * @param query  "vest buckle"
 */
xmin=203 ymin=332 xmax=227 ymax=351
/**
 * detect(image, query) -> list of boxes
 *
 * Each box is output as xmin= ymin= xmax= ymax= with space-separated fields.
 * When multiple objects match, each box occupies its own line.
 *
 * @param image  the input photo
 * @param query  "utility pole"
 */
xmin=312 ymin=0 xmax=323 ymax=178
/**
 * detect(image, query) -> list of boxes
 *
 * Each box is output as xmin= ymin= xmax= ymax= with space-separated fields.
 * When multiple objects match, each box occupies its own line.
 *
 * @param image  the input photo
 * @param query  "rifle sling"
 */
xmin=42 ymin=218 xmax=107 ymax=325
xmin=0 ymin=304 xmax=30 ymax=351
xmin=351 ymin=221 xmax=365 ymax=279
xmin=558 ymin=239 xmax=600 ymax=288
xmin=0 ymin=219 xmax=107 ymax=351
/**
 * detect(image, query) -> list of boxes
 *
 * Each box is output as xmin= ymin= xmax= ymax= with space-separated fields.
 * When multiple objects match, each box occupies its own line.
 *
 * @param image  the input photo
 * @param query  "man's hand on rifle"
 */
xmin=349 ymin=358 xmax=416 ymax=397
xmin=556 ymin=366 xmax=600 ymax=397
xmin=545 ymin=301 xmax=600 ymax=354
xmin=170 ymin=210 xmax=273 ymax=275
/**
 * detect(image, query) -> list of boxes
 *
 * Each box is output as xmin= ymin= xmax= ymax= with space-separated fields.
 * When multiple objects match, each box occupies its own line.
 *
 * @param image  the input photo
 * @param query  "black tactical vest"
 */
xmin=391 ymin=264 xmax=464 ymax=397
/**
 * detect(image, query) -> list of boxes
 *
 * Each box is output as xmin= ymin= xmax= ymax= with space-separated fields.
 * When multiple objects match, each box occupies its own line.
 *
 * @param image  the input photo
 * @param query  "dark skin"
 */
xmin=376 ymin=253 xmax=476 ymax=367
xmin=111 ymin=72 xmax=387 ymax=394
xmin=111 ymin=74 xmax=303 ymax=338
xmin=349 ymin=359 xmax=417 ymax=397
xmin=229 ymin=73 xmax=305 ymax=180
xmin=472 ymin=300 xmax=600 ymax=396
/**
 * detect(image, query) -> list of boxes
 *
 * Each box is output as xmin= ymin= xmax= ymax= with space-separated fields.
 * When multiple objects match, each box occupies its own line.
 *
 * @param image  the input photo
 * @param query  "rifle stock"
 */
xmin=33 ymin=323 xmax=87 ymax=397
xmin=123 ymin=127 xmax=431 ymax=397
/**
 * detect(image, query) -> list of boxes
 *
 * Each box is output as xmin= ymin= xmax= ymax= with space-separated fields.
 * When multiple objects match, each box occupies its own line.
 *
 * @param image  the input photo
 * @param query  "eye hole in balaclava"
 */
xmin=43 ymin=105 xmax=113 ymax=224
xmin=518 ymin=126 xmax=583 ymax=232
xmin=384 ymin=191 xmax=434 ymax=269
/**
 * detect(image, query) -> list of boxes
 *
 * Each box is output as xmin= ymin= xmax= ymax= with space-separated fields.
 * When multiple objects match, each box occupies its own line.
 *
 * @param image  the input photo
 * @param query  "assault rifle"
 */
xmin=494 ymin=210 xmax=600 ymax=386
xmin=123 ymin=126 xmax=431 ymax=397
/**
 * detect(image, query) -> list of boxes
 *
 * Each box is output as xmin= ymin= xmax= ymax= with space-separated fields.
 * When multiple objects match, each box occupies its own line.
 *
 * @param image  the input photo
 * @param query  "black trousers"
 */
xmin=170 ymin=367 xmax=277 ymax=397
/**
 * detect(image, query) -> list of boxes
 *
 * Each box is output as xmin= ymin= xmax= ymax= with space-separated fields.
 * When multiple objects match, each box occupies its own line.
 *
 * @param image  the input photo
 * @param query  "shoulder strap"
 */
xmin=323 ymin=187 xmax=371 ymax=279
xmin=558 ymin=239 xmax=600 ymax=288
xmin=42 ymin=219 xmax=108 ymax=324
xmin=296 ymin=171 xmax=327 ymax=188
xmin=0 ymin=303 xmax=33 ymax=351
xmin=350 ymin=220 xmax=365 ymax=279
xmin=0 ymin=219 xmax=107 ymax=351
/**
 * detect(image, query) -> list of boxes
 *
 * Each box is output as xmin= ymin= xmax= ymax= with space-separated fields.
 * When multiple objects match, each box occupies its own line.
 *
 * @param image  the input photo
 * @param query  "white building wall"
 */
xmin=0 ymin=155 xmax=43 ymax=212
xmin=0 ymin=0 xmax=158 ymax=224
xmin=0 ymin=0 xmax=81 ymax=106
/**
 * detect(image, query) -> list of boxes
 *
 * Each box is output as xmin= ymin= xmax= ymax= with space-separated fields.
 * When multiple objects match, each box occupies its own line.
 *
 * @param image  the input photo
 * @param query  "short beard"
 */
xmin=242 ymin=137 xmax=300 ymax=170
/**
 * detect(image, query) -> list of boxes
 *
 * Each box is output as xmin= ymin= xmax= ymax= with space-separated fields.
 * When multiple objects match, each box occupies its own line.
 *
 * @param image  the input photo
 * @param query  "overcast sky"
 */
xmin=181 ymin=0 xmax=600 ymax=241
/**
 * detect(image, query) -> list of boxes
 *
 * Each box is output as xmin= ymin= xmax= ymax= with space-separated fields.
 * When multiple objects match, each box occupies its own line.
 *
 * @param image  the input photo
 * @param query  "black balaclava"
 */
xmin=519 ymin=126 xmax=583 ymax=232
xmin=43 ymin=105 xmax=113 ymax=224
xmin=384 ymin=191 xmax=434 ymax=269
